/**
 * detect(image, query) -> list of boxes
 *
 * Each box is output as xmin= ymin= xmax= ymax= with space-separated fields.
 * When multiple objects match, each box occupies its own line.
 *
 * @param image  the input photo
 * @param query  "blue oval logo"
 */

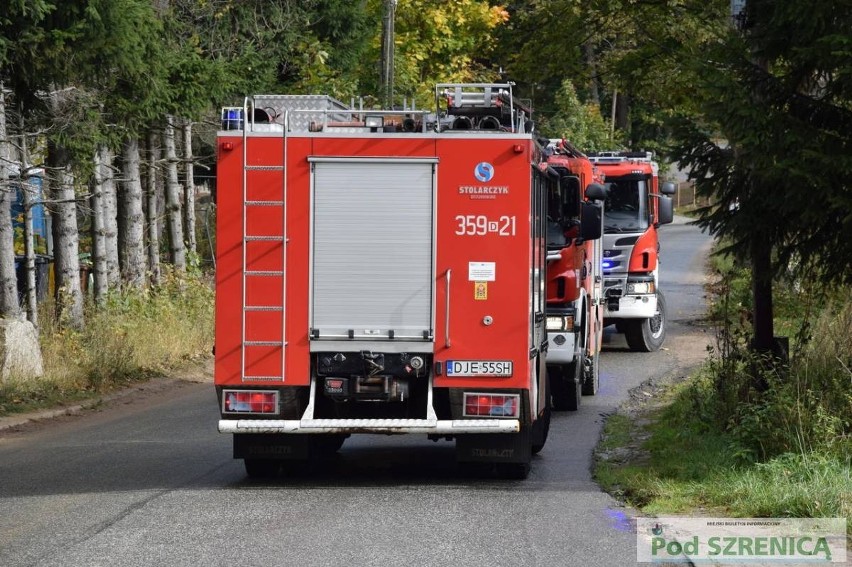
xmin=474 ymin=162 xmax=495 ymax=182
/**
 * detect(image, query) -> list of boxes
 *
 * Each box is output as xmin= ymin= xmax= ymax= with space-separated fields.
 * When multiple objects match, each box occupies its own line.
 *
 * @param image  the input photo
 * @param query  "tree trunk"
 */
xmin=0 ymin=84 xmax=20 ymax=318
xmin=163 ymin=116 xmax=186 ymax=272
xmin=146 ymin=129 xmax=161 ymax=285
xmin=182 ymin=119 xmax=196 ymax=258
xmin=101 ymin=147 xmax=120 ymax=287
xmin=120 ymin=138 xmax=146 ymax=287
xmin=615 ymin=92 xmax=630 ymax=140
xmin=47 ymin=142 xmax=83 ymax=329
xmin=751 ymin=235 xmax=775 ymax=353
xmin=21 ymin=178 xmax=38 ymax=327
xmin=91 ymin=147 xmax=108 ymax=303
xmin=19 ymin=105 xmax=38 ymax=326
xmin=583 ymin=42 xmax=600 ymax=105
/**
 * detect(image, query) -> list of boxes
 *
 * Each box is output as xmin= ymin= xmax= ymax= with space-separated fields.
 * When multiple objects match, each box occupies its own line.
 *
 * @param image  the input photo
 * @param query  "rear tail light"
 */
xmin=463 ymin=393 xmax=520 ymax=418
xmin=223 ymin=390 xmax=278 ymax=414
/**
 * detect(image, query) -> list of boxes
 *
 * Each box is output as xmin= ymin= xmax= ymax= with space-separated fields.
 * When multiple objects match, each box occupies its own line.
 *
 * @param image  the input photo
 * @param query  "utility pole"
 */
xmin=380 ymin=0 xmax=397 ymax=108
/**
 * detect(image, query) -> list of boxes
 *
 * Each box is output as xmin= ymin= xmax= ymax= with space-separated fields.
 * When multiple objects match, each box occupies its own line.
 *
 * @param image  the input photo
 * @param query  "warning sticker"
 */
xmin=468 ymin=261 xmax=495 ymax=281
xmin=474 ymin=281 xmax=488 ymax=300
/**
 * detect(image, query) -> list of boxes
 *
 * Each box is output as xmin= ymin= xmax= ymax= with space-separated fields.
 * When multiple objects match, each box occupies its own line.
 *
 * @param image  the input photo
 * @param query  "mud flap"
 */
xmin=234 ymin=434 xmax=312 ymax=461
xmin=455 ymin=430 xmax=531 ymax=464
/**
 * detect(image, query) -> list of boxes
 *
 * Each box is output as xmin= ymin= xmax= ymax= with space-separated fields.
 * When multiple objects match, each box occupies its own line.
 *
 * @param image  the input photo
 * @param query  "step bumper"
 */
xmin=219 ymin=418 xmax=520 ymax=435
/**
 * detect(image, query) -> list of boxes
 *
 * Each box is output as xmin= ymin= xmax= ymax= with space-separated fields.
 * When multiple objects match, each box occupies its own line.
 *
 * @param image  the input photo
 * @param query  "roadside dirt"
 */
xmin=0 ymin=358 xmax=213 ymax=436
xmin=595 ymin=319 xmax=715 ymax=474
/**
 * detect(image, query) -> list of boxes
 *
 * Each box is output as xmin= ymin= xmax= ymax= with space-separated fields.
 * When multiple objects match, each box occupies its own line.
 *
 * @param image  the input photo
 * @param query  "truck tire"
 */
xmin=624 ymin=291 xmax=667 ymax=352
xmin=495 ymin=461 xmax=531 ymax=480
xmin=244 ymin=459 xmax=280 ymax=479
xmin=313 ymin=434 xmax=347 ymax=455
xmin=581 ymin=351 xmax=600 ymax=396
xmin=549 ymin=362 xmax=581 ymax=411
xmin=531 ymin=378 xmax=551 ymax=455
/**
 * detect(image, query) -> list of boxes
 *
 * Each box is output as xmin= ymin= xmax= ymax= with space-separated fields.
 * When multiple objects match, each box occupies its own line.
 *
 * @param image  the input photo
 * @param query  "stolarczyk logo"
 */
xmin=474 ymin=162 xmax=495 ymax=182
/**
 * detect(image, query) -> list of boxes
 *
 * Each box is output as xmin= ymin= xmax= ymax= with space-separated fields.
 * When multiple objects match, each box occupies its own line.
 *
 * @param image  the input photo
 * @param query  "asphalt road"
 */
xmin=0 ymin=216 xmax=712 ymax=567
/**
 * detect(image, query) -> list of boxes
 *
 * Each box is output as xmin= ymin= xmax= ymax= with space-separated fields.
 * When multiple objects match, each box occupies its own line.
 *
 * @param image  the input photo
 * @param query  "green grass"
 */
xmin=596 ymin=260 xmax=851 ymax=537
xmin=595 ymin=378 xmax=852 ymax=532
xmin=0 ymin=271 xmax=214 ymax=416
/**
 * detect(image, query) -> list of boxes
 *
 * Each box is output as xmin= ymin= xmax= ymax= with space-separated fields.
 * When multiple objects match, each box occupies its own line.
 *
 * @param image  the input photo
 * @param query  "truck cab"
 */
xmin=587 ymin=151 xmax=675 ymax=352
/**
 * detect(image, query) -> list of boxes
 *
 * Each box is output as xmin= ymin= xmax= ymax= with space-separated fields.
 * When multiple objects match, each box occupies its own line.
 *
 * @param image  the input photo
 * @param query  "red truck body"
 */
xmin=541 ymin=141 xmax=605 ymax=410
xmin=214 ymin=84 xmax=572 ymax=478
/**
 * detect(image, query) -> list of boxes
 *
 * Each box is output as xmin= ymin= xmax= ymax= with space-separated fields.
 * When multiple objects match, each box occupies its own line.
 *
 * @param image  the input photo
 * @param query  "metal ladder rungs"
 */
xmin=245 ymin=235 xmax=285 ymax=242
xmin=240 ymin=116 xmax=287 ymax=383
xmin=245 ymin=165 xmax=284 ymax=171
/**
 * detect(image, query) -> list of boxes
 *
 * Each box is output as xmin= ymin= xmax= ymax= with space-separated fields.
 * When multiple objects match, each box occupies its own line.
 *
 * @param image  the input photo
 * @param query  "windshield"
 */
xmin=604 ymin=178 xmax=649 ymax=233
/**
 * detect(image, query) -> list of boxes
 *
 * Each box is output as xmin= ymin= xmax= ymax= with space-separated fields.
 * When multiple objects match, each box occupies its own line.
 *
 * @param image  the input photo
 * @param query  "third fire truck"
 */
xmin=587 ymin=152 xmax=675 ymax=352
xmin=214 ymin=83 xmax=606 ymax=479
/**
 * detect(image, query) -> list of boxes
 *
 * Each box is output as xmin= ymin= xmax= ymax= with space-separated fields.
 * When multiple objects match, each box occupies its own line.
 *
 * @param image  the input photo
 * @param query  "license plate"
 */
xmin=446 ymin=360 xmax=513 ymax=377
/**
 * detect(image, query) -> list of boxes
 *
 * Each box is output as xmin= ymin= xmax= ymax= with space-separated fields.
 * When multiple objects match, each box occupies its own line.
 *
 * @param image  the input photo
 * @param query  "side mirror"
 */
xmin=661 ymin=182 xmax=676 ymax=195
xmin=580 ymin=202 xmax=602 ymax=241
xmin=584 ymin=183 xmax=607 ymax=201
xmin=658 ymin=195 xmax=674 ymax=225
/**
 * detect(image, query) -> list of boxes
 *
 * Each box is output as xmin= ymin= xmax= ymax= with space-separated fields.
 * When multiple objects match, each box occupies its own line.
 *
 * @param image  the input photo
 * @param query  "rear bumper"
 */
xmin=219 ymin=418 xmax=520 ymax=435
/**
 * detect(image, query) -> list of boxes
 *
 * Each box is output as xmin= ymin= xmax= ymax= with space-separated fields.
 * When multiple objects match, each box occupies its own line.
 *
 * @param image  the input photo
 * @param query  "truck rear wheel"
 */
xmin=624 ymin=291 xmax=667 ymax=352
xmin=244 ymin=459 xmax=280 ymax=479
xmin=581 ymin=351 xmax=600 ymax=396
xmin=495 ymin=462 xmax=531 ymax=480
xmin=549 ymin=362 xmax=581 ymax=411
xmin=531 ymin=378 xmax=551 ymax=454
xmin=313 ymin=434 xmax=347 ymax=455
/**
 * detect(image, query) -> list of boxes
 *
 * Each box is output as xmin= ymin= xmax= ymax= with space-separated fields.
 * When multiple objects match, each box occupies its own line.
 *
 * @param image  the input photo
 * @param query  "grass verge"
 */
xmin=0 ymin=271 xmax=214 ymax=416
xmin=596 ymin=256 xmax=851 ymax=537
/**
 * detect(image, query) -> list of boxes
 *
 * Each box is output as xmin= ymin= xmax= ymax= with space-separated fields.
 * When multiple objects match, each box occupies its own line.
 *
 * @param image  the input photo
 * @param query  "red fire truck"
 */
xmin=541 ymin=140 xmax=606 ymax=411
xmin=215 ymin=84 xmax=605 ymax=478
xmin=586 ymin=152 xmax=675 ymax=351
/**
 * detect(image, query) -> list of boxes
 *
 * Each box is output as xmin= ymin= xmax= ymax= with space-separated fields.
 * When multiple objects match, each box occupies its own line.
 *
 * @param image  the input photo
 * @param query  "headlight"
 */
xmin=627 ymin=282 xmax=655 ymax=294
xmin=546 ymin=315 xmax=574 ymax=331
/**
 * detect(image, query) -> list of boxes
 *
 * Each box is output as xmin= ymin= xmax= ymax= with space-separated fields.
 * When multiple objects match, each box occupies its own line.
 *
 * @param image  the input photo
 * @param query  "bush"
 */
xmin=698 ymin=255 xmax=851 ymax=461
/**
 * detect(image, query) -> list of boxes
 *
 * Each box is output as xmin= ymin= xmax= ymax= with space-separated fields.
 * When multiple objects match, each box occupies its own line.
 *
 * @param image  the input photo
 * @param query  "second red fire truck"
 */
xmin=542 ymin=140 xmax=606 ymax=411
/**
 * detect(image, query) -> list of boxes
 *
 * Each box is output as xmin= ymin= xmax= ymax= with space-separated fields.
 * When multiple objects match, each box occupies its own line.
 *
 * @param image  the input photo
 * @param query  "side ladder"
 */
xmin=240 ymin=98 xmax=287 ymax=381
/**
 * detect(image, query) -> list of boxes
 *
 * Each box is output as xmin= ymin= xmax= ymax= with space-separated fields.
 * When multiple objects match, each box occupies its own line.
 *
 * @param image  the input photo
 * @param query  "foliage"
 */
xmin=705 ymin=250 xmax=852 ymax=460
xmin=360 ymin=0 xmax=509 ymax=107
xmin=663 ymin=1 xmax=852 ymax=286
xmin=166 ymin=0 xmax=314 ymax=100
xmin=496 ymin=1 xmax=589 ymax=119
xmin=540 ymin=79 xmax=617 ymax=151
xmin=294 ymin=0 xmax=372 ymax=97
